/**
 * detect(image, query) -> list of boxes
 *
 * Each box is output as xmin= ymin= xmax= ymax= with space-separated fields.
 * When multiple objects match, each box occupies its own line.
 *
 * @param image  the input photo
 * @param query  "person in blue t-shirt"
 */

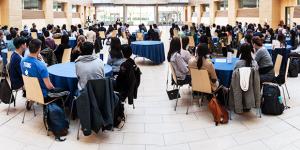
xmin=21 ymin=39 xmax=69 ymax=102
xmin=9 ymin=37 xmax=27 ymax=90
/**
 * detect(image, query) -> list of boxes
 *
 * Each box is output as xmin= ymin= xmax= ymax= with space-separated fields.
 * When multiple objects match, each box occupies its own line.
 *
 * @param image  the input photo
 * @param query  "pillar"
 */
xmin=196 ymin=5 xmax=205 ymax=24
xmin=228 ymin=0 xmax=239 ymax=26
xmin=209 ymin=0 xmax=217 ymax=25
xmin=155 ymin=4 xmax=159 ymax=24
xmin=64 ymin=2 xmax=72 ymax=30
xmin=43 ymin=0 xmax=54 ymax=25
xmin=123 ymin=4 xmax=127 ymax=23
xmin=259 ymin=0 xmax=281 ymax=28
xmin=187 ymin=6 xmax=192 ymax=22
xmin=5 ymin=0 xmax=22 ymax=28
xmin=79 ymin=5 xmax=85 ymax=25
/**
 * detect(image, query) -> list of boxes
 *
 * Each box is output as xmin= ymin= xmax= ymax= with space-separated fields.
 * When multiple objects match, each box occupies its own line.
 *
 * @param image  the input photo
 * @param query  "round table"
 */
xmin=48 ymin=62 xmax=113 ymax=104
xmin=69 ymin=37 xmax=77 ymax=48
xmin=212 ymin=58 xmax=238 ymax=87
xmin=264 ymin=44 xmax=292 ymax=55
xmin=131 ymin=41 xmax=165 ymax=64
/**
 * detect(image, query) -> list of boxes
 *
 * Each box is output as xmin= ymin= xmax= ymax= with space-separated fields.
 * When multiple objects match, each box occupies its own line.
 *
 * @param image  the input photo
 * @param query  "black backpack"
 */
xmin=288 ymin=58 xmax=299 ymax=77
xmin=261 ymin=84 xmax=284 ymax=115
xmin=45 ymin=103 xmax=69 ymax=141
xmin=0 ymin=78 xmax=14 ymax=104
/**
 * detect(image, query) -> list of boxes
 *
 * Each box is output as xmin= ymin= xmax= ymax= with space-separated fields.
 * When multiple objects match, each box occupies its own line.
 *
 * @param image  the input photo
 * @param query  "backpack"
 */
xmin=113 ymin=99 xmax=125 ymax=128
xmin=40 ymin=48 xmax=57 ymax=66
xmin=261 ymin=84 xmax=284 ymax=115
xmin=0 ymin=78 xmax=14 ymax=104
xmin=45 ymin=103 xmax=69 ymax=141
xmin=208 ymin=97 xmax=229 ymax=126
xmin=288 ymin=58 xmax=299 ymax=77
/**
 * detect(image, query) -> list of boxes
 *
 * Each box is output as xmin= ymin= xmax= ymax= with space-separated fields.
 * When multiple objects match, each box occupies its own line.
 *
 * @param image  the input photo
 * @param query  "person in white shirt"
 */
xmin=272 ymin=33 xmax=286 ymax=50
xmin=86 ymin=26 xmax=96 ymax=43
xmin=180 ymin=36 xmax=191 ymax=64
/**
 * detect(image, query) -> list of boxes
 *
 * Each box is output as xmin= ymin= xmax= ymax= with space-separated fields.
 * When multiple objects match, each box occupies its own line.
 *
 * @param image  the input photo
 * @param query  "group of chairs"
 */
xmin=168 ymin=53 xmax=292 ymax=118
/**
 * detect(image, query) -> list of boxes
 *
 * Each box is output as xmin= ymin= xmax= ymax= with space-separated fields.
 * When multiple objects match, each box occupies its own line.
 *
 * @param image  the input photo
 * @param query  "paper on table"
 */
xmin=215 ymin=59 xmax=227 ymax=63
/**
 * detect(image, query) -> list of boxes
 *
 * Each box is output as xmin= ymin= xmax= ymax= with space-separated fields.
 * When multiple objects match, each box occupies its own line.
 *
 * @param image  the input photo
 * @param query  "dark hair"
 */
xmin=10 ymin=29 xmax=17 ymax=39
xmin=29 ymin=39 xmax=42 ymax=53
xmin=100 ymin=22 xmax=104 ymax=26
xmin=167 ymin=37 xmax=181 ymax=62
xmin=252 ymin=36 xmax=263 ymax=47
xmin=277 ymin=33 xmax=285 ymax=44
xmin=110 ymin=37 xmax=123 ymax=59
xmin=13 ymin=37 xmax=27 ymax=49
xmin=62 ymin=24 xmax=66 ymax=30
xmin=88 ymin=26 xmax=93 ymax=31
xmin=239 ymin=43 xmax=253 ymax=67
xmin=181 ymin=36 xmax=189 ymax=50
xmin=80 ymin=42 xmax=94 ymax=55
xmin=244 ymin=34 xmax=253 ymax=44
xmin=44 ymin=30 xmax=50 ymax=37
xmin=196 ymin=43 xmax=209 ymax=69
xmin=121 ymin=44 xmax=132 ymax=58
xmin=78 ymin=24 xmax=82 ymax=28
xmin=199 ymin=35 xmax=208 ymax=44
xmin=61 ymin=34 xmax=69 ymax=46
xmin=38 ymin=35 xmax=46 ymax=50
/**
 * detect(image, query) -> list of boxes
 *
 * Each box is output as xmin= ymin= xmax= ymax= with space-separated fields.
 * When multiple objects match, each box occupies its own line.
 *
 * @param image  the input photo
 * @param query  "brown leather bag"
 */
xmin=208 ymin=97 xmax=229 ymax=126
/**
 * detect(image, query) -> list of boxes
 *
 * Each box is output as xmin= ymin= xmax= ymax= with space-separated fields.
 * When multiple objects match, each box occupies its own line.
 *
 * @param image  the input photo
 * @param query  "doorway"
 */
xmin=285 ymin=7 xmax=292 ymax=26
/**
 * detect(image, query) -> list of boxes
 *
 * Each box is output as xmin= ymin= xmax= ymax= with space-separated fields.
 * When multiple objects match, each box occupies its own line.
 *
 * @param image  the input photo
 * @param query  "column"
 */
xmin=7 ymin=0 xmax=22 ymax=28
xmin=123 ymin=4 xmax=127 ymax=23
xmin=228 ymin=0 xmax=239 ymax=26
xmin=196 ymin=4 xmax=204 ymax=24
xmin=259 ymin=0 xmax=281 ymax=28
xmin=209 ymin=0 xmax=217 ymax=25
xmin=43 ymin=0 xmax=54 ymax=25
xmin=64 ymin=2 xmax=72 ymax=30
xmin=154 ymin=4 xmax=159 ymax=24
xmin=79 ymin=5 xmax=85 ymax=25
xmin=187 ymin=6 xmax=192 ymax=22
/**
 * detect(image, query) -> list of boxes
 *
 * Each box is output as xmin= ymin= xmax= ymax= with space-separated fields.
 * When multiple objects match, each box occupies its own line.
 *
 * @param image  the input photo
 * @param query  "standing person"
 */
xmin=252 ymin=36 xmax=275 ymax=83
xmin=7 ymin=29 xmax=17 ymax=52
xmin=0 ymin=31 xmax=6 ymax=51
xmin=30 ymin=23 xmax=38 ymax=33
xmin=75 ymin=42 xmax=104 ymax=90
xmin=167 ymin=37 xmax=190 ymax=84
xmin=86 ymin=26 xmax=96 ymax=43
xmin=54 ymin=34 xmax=70 ymax=63
xmin=78 ymin=24 xmax=84 ymax=36
xmin=99 ymin=22 xmax=107 ymax=45
xmin=94 ymin=30 xmax=103 ymax=54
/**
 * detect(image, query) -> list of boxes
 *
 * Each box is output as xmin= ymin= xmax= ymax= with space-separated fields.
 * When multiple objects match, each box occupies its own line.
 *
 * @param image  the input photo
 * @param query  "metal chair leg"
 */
xmin=281 ymin=86 xmax=290 ymax=109
xmin=32 ymin=102 xmax=36 ymax=117
xmin=186 ymin=90 xmax=193 ymax=115
xmin=13 ymin=91 xmax=17 ymax=107
xmin=174 ymin=86 xmax=180 ymax=111
xmin=284 ymin=83 xmax=291 ymax=100
xmin=229 ymin=110 xmax=232 ymax=120
xmin=22 ymin=101 xmax=28 ymax=124
xmin=77 ymin=121 xmax=81 ymax=140
xmin=7 ymin=93 xmax=13 ymax=115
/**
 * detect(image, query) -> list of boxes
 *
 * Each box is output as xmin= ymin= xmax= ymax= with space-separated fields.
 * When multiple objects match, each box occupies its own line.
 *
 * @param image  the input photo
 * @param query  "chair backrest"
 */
xmin=54 ymin=38 xmax=61 ymax=45
xmin=22 ymin=75 xmax=44 ymax=104
xmin=189 ymin=68 xmax=212 ymax=94
xmin=62 ymin=48 xmax=72 ymax=63
xmin=274 ymin=54 xmax=283 ymax=76
xmin=285 ymin=58 xmax=290 ymax=82
xmin=136 ymin=32 xmax=144 ymax=41
xmin=169 ymin=63 xmax=178 ymax=85
xmin=173 ymin=29 xmax=179 ymax=37
xmin=188 ymin=36 xmax=195 ymax=47
xmin=31 ymin=32 xmax=38 ymax=39
xmin=111 ymin=30 xmax=117 ymax=38
xmin=7 ymin=51 xmax=13 ymax=64
xmin=99 ymin=31 xmax=105 ymax=39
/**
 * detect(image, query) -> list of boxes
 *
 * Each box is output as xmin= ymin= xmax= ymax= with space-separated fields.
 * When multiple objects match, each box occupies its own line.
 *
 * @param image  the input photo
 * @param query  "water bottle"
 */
xmin=278 ymin=96 xmax=283 ymax=104
xmin=227 ymin=52 xmax=232 ymax=63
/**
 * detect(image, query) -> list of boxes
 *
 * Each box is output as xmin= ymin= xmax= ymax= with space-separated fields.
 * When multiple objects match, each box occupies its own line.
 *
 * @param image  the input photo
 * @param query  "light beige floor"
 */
xmin=1 ymin=27 xmax=300 ymax=150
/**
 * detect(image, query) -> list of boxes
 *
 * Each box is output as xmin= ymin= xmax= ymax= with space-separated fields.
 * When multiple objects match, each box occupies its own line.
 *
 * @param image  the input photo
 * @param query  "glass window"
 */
xmin=127 ymin=6 xmax=155 ymax=26
xmin=53 ymin=2 xmax=64 ymax=12
xmin=239 ymin=0 xmax=259 ymax=8
xmin=158 ymin=6 xmax=185 ymax=25
xmin=23 ymin=0 xmax=42 ymax=10
xmin=219 ymin=0 xmax=228 ymax=10
xmin=96 ymin=6 xmax=123 ymax=25
xmin=72 ymin=5 xmax=78 ymax=13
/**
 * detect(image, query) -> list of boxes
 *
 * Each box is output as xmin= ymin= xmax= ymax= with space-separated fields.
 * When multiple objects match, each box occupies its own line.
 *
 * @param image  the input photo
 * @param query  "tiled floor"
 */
xmin=1 ymin=27 xmax=300 ymax=150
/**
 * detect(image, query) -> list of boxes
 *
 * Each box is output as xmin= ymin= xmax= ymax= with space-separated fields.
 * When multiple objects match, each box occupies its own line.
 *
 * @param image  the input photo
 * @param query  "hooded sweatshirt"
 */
xmin=75 ymin=55 xmax=104 ymax=90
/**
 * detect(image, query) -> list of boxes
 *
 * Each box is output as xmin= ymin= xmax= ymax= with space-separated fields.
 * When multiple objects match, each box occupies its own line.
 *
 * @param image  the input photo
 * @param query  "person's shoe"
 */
xmin=26 ymin=101 xmax=33 ymax=110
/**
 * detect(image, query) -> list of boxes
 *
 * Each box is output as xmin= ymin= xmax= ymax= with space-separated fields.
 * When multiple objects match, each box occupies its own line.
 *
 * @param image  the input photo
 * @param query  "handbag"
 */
xmin=0 ymin=77 xmax=14 ymax=104
xmin=166 ymin=67 xmax=180 ymax=100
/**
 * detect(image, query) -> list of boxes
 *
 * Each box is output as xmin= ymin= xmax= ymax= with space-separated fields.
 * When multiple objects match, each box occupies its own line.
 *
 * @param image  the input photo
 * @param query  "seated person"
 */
xmin=252 ymin=36 xmax=275 ymax=83
xmin=181 ymin=36 xmax=191 ymax=64
xmin=71 ymin=35 xmax=85 ymax=62
xmin=54 ymin=34 xmax=70 ymax=63
xmin=167 ymin=37 xmax=190 ymax=84
xmin=44 ymin=30 xmax=56 ymax=50
xmin=9 ymin=37 xmax=27 ymax=90
xmin=189 ymin=43 xmax=219 ymax=91
xmin=75 ymin=42 xmax=104 ymax=91
xmin=21 ymin=39 xmax=68 ymax=102
xmin=235 ymin=43 xmax=259 ymax=70
xmin=272 ymin=33 xmax=286 ymax=50
xmin=107 ymin=37 xmax=125 ymax=74
xmin=116 ymin=45 xmax=141 ymax=104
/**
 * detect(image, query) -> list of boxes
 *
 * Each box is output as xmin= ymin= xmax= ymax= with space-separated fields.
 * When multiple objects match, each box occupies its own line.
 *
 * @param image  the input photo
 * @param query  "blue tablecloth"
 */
xmin=69 ymin=37 xmax=77 ymax=48
xmin=48 ymin=62 xmax=113 ymax=105
xmin=1 ymin=48 xmax=8 ymax=65
xmin=264 ymin=44 xmax=292 ymax=56
xmin=131 ymin=41 xmax=165 ymax=64
xmin=212 ymin=58 xmax=238 ymax=87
